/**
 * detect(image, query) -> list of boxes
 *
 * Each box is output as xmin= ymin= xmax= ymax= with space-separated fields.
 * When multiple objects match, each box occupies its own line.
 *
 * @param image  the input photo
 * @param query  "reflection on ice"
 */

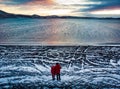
xmin=0 ymin=18 xmax=120 ymax=45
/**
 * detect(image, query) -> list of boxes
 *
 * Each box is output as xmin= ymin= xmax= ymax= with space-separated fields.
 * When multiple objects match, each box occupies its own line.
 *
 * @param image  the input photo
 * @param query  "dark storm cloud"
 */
xmin=0 ymin=0 xmax=54 ymax=5
xmin=73 ymin=0 xmax=120 ymax=12
xmin=0 ymin=0 xmax=32 ymax=5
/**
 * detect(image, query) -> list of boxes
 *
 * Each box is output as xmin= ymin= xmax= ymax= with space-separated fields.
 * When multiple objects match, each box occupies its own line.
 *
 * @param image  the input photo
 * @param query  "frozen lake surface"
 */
xmin=0 ymin=18 xmax=120 ymax=88
xmin=0 ymin=18 xmax=120 ymax=45
xmin=0 ymin=45 xmax=120 ymax=89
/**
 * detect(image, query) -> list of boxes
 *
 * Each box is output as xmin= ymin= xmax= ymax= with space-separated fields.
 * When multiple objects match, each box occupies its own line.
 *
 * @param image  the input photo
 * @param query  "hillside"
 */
xmin=0 ymin=10 xmax=120 ymax=19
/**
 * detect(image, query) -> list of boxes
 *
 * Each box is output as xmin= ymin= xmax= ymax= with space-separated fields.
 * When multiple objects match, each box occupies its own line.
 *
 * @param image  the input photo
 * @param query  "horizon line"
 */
xmin=0 ymin=10 xmax=120 ymax=19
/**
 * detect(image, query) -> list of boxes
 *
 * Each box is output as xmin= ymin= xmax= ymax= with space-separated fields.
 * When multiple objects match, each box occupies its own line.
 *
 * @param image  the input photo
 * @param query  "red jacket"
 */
xmin=55 ymin=64 xmax=61 ymax=74
xmin=51 ymin=66 xmax=55 ymax=75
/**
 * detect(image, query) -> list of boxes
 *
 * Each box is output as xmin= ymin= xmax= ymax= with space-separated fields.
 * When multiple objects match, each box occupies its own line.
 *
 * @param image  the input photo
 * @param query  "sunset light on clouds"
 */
xmin=0 ymin=0 xmax=120 ymax=17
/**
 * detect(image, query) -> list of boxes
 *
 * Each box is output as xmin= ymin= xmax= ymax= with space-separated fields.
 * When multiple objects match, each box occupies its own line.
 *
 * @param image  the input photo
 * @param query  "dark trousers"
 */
xmin=52 ymin=74 xmax=55 ymax=80
xmin=56 ymin=73 xmax=61 ymax=80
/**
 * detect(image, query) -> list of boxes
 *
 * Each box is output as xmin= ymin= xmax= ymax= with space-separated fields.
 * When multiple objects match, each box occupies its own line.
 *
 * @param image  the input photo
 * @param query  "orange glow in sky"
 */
xmin=0 ymin=0 xmax=120 ymax=17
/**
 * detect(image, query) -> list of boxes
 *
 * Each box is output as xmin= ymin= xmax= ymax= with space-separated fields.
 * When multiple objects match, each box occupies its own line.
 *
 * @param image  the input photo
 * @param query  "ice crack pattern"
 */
xmin=0 ymin=45 xmax=120 ymax=89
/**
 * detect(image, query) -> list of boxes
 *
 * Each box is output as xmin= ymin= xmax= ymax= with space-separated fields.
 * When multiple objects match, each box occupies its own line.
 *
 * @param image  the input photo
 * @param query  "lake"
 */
xmin=0 ymin=18 xmax=120 ymax=88
xmin=0 ymin=18 xmax=120 ymax=45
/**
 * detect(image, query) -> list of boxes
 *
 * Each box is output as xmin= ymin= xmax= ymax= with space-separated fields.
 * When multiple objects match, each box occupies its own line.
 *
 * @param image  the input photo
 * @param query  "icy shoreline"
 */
xmin=0 ymin=45 xmax=120 ymax=89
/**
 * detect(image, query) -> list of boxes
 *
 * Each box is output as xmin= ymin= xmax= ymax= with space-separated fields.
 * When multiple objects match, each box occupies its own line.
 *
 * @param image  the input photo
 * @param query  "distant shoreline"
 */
xmin=0 ymin=43 xmax=120 ymax=47
xmin=0 ymin=10 xmax=120 ymax=19
xmin=0 ymin=16 xmax=120 ymax=20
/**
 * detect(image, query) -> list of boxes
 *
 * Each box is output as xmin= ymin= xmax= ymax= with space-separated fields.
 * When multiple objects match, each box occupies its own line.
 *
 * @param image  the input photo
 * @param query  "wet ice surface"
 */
xmin=0 ymin=45 xmax=120 ymax=89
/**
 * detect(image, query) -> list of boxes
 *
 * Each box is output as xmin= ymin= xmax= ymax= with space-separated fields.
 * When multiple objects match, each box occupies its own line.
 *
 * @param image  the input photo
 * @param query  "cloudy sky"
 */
xmin=0 ymin=0 xmax=120 ymax=17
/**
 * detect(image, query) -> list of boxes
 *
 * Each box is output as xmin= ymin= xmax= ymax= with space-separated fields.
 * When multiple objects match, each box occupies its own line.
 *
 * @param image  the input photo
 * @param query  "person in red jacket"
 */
xmin=55 ymin=63 xmax=61 ymax=80
xmin=51 ymin=65 xmax=56 ymax=80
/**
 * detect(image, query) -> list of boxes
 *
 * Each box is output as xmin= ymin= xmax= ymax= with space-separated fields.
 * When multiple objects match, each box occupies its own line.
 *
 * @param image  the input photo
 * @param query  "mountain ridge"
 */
xmin=0 ymin=10 xmax=120 ymax=19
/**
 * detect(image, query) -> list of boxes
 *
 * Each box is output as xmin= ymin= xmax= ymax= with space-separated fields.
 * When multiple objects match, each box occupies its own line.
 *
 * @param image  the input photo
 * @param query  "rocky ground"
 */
xmin=0 ymin=45 xmax=120 ymax=89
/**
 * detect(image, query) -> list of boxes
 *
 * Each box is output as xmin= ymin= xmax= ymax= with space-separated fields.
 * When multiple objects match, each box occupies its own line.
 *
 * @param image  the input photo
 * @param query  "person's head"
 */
xmin=56 ymin=63 xmax=59 ymax=65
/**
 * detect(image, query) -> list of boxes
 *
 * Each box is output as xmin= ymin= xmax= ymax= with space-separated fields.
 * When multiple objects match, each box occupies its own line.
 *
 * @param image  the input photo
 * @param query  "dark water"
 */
xmin=0 ymin=18 xmax=120 ymax=45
